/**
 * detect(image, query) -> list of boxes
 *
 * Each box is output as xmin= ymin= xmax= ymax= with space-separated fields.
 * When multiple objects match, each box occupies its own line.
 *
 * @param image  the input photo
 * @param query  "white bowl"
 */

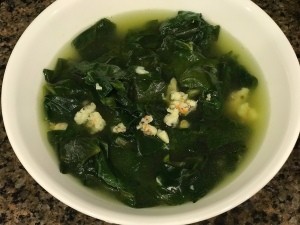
xmin=2 ymin=0 xmax=300 ymax=224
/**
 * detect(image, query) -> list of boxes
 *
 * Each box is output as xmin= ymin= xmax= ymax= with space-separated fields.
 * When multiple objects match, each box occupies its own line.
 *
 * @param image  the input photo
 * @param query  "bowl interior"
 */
xmin=2 ymin=0 xmax=300 ymax=224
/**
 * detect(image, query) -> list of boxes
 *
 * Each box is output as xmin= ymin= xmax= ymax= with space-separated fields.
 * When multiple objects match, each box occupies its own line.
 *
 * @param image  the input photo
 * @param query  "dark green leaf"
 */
xmin=199 ymin=89 xmax=223 ymax=120
xmin=96 ymin=152 xmax=125 ymax=189
xmin=133 ymin=77 xmax=166 ymax=103
xmin=136 ymin=132 xmax=168 ymax=156
xmin=160 ymin=11 xmax=220 ymax=54
xmin=44 ymin=79 xmax=90 ymax=99
xmin=44 ymin=95 xmax=82 ymax=122
xmin=218 ymin=53 xmax=258 ymax=95
xmin=202 ymin=118 xmax=250 ymax=150
xmin=72 ymin=18 xmax=119 ymax=60
xmin=59 ymin=137 xmax=101 ymax=173
xmin=179 ymin=65 xmax=212 ymax=90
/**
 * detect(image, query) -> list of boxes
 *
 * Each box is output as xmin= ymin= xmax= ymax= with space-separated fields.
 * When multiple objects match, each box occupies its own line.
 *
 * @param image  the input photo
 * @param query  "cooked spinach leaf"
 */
xmin=59 ymin=137 xmax=101 ymax=173
xmin=44 ymin=95 xmax=82 ymax=122
xmin=218 ymin=53 xmax=258 ymax=95
xmin=72 ymin=18 xmax=119 ymax=60
xmin=160 ymin=11 xmax=220 ymax=54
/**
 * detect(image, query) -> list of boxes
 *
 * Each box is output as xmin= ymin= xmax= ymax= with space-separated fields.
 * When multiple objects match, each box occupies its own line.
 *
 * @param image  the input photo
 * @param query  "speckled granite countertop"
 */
xmin=0 ymin=0 xmax=299 ymax=224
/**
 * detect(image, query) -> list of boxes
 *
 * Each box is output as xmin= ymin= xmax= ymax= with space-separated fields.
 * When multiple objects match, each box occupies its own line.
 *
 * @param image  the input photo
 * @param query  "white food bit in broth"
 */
xmin=49 ymin=122 xmax=68 ymax=131
xmin=228 ymin=88 xmax=249 ymax=109
xmin=74 ymin=102 xmax=97 ymax=125
xmin=74 ymin=102 xmax=106 ymax=134
xmin=112 ymin=123 xmax=127 ymax=133
xmin=166 ymin=77 xmax=178 ymax=99
xmin=137 ymin=115 xmax=157 ymax=136
xmin=226 ymin=87 xmax=258 ymax=123
xmin=206 ymin=93 xmax=211 ymax=101
xmin=179 ymin=120 xmax=190 ymax=129
xmin=163 ymin=78 xmax=198 ymax=127
xmin=168 ymin=90 xmax=197 ymax=116
xmin=157 ymin=129 xmax=170 ymax=144
xmin=156 ymin=176 xmax=163 ymax=186
xmin=135 ymin=66 xmax=149 ymax=75
xmin=137 ymin=116 xmax=170 ymax=143
xmin=164 ymin=108 xmax=179 ymax=127
xmin=237 ymin=102 xmax=258 ymax=121
xmin=85 ymin=111 xmax=106 ymax=134
xmin=115 ymin=137 xmax=128 ymax=146
xmin=95 ymin=83 xmax=103 ymax=90
xmin=170 ymin=91 xmax=188 ymax=101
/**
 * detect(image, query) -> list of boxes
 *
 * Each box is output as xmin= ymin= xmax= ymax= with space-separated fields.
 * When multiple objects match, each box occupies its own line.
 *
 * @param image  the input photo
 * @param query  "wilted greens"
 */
xmin=42 ymin=11 xmax=259 ymax=208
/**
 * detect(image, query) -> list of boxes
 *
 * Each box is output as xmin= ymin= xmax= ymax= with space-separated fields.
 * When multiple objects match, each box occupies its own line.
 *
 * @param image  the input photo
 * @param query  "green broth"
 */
xmin=210 ymin=30 xmax=269 ymax=189
xmin=41 ymin=10 xmax=269 ymax=207
xmin=50 ymin=10 xmax=177 ymax=63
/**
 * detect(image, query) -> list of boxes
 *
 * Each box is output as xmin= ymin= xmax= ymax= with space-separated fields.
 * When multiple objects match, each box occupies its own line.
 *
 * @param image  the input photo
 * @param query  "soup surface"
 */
xmin=42 ymin=11 xmax=267 ymax=208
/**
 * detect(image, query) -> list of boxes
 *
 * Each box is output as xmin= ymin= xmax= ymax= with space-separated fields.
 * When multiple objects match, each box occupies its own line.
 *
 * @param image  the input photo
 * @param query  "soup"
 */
xmin=41 ymin=11 xmax=268 ymax=208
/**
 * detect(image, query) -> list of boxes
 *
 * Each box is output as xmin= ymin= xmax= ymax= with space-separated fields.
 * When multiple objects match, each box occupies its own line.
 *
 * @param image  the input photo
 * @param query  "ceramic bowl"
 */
xmin=2 ymin=0 xmax=300 ymax=224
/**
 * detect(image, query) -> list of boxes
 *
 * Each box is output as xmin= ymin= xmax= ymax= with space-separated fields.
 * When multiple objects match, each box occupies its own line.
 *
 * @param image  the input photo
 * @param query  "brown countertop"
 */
xmin=0 ymin=0 xmax=299 ymax=224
